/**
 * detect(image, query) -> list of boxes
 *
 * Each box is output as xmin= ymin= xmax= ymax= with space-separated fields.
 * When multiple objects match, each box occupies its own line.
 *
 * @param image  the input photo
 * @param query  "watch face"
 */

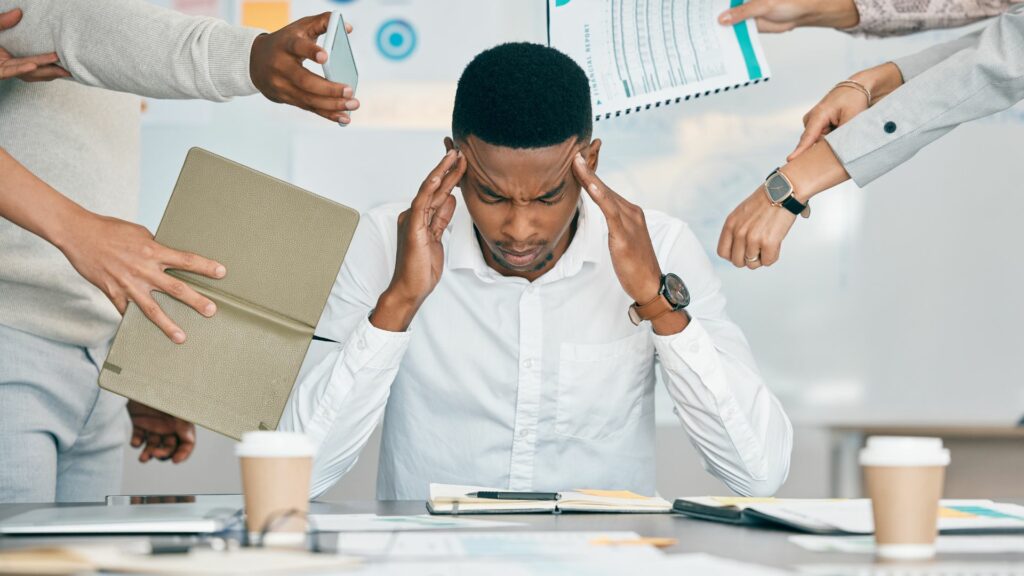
xmin=765 ymin=172 xmax=792 ymax=204
xmin=662 ymin=273 xmax=690 ymax=309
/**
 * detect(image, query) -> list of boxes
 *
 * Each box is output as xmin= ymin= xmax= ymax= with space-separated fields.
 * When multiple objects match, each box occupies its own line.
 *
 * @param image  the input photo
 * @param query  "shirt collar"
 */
xmin=446 ymin=192 xmax=607 ymax=283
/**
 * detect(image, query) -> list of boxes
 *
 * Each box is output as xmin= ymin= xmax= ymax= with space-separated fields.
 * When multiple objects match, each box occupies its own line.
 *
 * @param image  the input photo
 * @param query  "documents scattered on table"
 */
xmin=790 ymin=534 xmax=1024 ymax=554
xmin=673 ymin=497 xmax=1024 ymax=534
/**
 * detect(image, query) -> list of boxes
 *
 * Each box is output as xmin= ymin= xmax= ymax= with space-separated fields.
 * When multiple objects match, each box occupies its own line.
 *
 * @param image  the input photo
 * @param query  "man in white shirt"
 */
xmin=281 ymin=42 xmax=793 ymax=500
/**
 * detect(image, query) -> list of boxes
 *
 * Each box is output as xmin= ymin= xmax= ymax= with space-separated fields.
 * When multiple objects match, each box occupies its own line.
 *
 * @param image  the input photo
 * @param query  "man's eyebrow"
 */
xmin=478 ymin=184 xmax=505 ymax=199
xmin=538 ymin=182 xmax=566 ymax=200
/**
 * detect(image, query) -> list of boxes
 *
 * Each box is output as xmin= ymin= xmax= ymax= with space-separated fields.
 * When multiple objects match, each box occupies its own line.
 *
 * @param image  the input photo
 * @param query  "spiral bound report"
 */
xmin=548 ymin=0 xmax=772 ymax=121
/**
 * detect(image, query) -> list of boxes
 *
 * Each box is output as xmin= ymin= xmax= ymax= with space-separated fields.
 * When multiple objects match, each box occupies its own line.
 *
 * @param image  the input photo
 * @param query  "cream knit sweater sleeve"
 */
xmin=0 ymin=0 xmax=261 ymax=101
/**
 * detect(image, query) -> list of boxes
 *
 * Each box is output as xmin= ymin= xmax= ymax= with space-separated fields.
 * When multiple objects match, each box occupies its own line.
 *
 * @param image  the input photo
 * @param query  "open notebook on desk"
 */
xmin=673 ymin=497 xmax=1024 ymax=535
xmin=427 ymin=484 xmax=671 ymax=515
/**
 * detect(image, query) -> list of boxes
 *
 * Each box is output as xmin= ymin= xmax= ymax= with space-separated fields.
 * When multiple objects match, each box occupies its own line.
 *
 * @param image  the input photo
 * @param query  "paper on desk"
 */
xmin=333 ymin=531 xmax=664 ymax=558
xmin=791 ymin=534 xmax=1024 ymax=554
xmin=748 ymin=499 xmax=1024 ymax=534
xmin=799 ymin=562 xmax=1024 ymax=576
xmin=309 ymin=513 xmax=522 ymax=532
xmin=345 ymin=554 xmax=793 ymax=575
xmin=62 ymin=543 xmax=359 ymax=575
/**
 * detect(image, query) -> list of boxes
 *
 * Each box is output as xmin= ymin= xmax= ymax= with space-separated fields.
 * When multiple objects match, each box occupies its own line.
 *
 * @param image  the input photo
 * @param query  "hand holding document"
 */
xmin=548 ymin=0 xmax=770 ymax=120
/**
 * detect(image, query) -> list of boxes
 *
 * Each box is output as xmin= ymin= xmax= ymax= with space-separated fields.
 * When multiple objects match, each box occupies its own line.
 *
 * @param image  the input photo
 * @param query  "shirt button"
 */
xmin=883 ymin=121 xmax=897 ymax=134
xmin=518 ymin=428 xmax=530 ymax=439
xmin=522 ymin=358 xmax=534 ymax=369
xmin=526 ymin=285 xmax=536 ymax=294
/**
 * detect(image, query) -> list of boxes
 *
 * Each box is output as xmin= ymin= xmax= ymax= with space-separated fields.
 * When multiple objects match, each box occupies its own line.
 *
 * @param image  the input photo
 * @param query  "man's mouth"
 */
xmin=498 ymin=246 xmax=544 ymax=267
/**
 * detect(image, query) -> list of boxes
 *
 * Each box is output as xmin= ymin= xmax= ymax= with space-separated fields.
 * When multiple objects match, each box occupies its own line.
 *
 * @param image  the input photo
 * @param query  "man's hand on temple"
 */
xmin=250 ymin=12 xmax=359 ymax=124
xmin=371 ymin=149 xmax=467 ymax=332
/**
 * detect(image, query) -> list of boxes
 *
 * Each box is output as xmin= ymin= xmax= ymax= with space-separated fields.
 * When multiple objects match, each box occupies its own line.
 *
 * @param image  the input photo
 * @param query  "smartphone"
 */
xmin=320 ymin=11 xmax=358 ymax=92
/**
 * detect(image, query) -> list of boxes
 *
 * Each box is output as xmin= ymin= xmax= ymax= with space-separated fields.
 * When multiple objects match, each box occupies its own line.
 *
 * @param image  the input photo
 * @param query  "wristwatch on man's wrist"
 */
xmin=628 ymin=273 xmax=690 ymax=326
xmin=764 ymin=167 xmax=811 ymax=218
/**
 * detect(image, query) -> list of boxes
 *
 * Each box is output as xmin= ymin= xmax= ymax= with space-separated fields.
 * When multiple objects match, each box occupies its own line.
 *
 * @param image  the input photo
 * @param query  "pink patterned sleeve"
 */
xmin=845 ymin=0 xmax=1022 ymax=37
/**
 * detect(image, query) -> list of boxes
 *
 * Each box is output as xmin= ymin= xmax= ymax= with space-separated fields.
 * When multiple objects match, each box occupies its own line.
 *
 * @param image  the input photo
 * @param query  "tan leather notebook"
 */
xmin=99 ymin=148 xmax=359 ymax=440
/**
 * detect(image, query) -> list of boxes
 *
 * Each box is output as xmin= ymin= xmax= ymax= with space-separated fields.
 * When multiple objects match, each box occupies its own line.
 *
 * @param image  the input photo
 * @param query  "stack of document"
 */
xmin=427 ymin=484 xmax=672 ymax=515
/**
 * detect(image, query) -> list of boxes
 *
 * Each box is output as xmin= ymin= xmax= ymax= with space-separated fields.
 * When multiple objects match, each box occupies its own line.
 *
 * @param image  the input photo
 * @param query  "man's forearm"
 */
xmin=370 ymin=289 xmax=424 ymax=333
xmin=0 ymin=148 xmax=85 ymax=250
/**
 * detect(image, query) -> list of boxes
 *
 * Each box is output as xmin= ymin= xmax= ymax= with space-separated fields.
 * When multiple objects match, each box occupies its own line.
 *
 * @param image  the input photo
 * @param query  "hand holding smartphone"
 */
xmin=319 ymin=11 xmax=358 ymax=126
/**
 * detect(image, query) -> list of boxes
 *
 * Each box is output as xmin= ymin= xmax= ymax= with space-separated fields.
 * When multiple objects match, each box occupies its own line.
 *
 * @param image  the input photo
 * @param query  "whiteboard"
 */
xmin=137 ymin=1 xmax=1024 ymax=427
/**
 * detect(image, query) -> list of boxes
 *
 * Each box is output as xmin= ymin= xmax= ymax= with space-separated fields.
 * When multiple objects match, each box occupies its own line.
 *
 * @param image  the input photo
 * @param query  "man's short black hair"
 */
xmin=452 ymin=42 xmax=592 ymax=149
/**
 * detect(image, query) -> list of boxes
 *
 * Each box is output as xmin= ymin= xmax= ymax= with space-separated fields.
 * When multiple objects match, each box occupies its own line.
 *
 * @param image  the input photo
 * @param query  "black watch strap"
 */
xmin=780 ymin=194 xmax=806 ymax=216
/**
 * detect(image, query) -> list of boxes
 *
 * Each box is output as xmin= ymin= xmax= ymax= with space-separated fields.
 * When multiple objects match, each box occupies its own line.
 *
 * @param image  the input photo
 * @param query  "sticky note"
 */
xmin=241 ymin=0 xmax=290 ymax=32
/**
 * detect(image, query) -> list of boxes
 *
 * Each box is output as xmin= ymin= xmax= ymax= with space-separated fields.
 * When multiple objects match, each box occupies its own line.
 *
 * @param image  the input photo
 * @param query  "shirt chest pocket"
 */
xmin=555 ymin=331 xmax=655 ymax=441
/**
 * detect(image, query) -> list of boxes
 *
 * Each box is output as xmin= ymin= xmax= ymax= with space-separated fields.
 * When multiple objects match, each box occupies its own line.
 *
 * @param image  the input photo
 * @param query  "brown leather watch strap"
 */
xmin=631 ymin=293 xmax=674 ymax=324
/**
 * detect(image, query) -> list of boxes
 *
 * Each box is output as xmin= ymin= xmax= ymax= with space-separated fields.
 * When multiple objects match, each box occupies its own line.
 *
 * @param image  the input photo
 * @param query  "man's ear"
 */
xmin=444 ymin=137 xmax=455 ymax=153
xmin=584 ymin=139 xmax=602 ymax=172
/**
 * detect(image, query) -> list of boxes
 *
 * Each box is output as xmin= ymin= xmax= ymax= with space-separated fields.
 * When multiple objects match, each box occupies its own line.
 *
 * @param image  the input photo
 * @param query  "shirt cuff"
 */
xmin=652 ymin=316 xmax=719 ymax=379
xmin=207 ymin=24 xmax=263 ymax=98
xmin=340 ymin=315 xmax=413 ymax=373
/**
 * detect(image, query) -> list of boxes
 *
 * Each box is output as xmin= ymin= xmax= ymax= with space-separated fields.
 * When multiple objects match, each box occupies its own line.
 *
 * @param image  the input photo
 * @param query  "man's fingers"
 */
xmin=572 ymin=153 xmax=618 ymax=217
xmin=162 ymin=247 xmax=226 ymax=280
xmin=414 ymin=150 xmax=459 ymax=207
xmin=20 ymin=64 xmax=71 ymax=82
xmin=730 ymin=229 xmax=750 ymax=268
xmin=289 ymin=64 xmax=353 ymax=99
xmin=132 ymin=291 xmax=186 ymax=344
xmin=288 ymin=34 xmax=327 ymax=65
xmin=718 ymin=0 xmax=768 ymax=25
xmin=303 ymin=11 xmax=331 ymax=37
xmin=429 ymin=195 xmax=457 ymax=239
xmin=428 ymin=154 xmax=466 ymax=211
xmin=344 ymin=22 xmax=353 ymax=34
xmin=131 ymin=426 xmax=145 ymax=448
xmin=172 ymin=424 xmax=196 ymax=463
xmin=156 ymin=274 xmax=217 ymax=318
xmin=0 ymin=8 xmax=22 ymax=31
xmin=155 ymin=434 xmax=178 ymax=461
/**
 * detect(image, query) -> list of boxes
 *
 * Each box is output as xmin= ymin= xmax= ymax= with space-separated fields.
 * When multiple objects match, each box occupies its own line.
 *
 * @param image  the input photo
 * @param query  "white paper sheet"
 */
xmin=800 ymin=562 xmax=1024 ymax=576
xmin=332 ymin=530 xmax=662 ymax=559
xmin=309 ymin=513 xmax=522 ymax=532
xmin=791 ymin=535 xmax=1024 ymax=554
xmin=346 ymin=554 xmax=793 ymax=575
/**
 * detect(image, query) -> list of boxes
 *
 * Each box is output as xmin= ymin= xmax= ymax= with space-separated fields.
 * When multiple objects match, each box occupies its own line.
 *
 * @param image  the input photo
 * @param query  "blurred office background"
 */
xmin=122 ymin=0 xmax=1024 ymax=500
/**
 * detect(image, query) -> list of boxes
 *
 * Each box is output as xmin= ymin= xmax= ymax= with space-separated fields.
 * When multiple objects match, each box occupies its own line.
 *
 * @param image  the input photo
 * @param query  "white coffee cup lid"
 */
xmin=859 ymin=436 xmax=950 ymax=467
xmin=235 ymin=431 xmax=315 ymax=458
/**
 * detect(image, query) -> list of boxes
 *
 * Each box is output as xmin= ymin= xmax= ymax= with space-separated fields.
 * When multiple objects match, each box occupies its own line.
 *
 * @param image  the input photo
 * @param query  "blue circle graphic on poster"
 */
xmin=376 ymin=19 xmax=416 ymax=61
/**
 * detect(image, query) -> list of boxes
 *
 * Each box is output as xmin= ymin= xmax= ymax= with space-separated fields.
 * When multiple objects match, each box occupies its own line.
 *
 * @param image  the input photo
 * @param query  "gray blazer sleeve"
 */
xmin=825 ymin=3 xmax=1024 ymax=186
xmin=0 ymin=0 xmax=261 ymax=101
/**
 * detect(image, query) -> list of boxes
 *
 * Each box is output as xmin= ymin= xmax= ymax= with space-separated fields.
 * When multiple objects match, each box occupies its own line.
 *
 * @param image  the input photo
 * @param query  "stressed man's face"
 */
xmin=447 ymin=135 xmax=600 ymax=281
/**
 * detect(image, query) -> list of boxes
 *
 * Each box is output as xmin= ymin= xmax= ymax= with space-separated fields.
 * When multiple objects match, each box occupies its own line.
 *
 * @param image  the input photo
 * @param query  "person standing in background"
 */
xmin=0 ymin=0 xmax=358 ymax=503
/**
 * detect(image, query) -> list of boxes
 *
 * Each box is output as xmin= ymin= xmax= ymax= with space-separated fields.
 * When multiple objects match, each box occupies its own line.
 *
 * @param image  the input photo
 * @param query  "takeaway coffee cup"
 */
xmin=860 ymin=436 xmax=950 ymax=560
xmin=235 ymin=431 xmax=314 ymax=545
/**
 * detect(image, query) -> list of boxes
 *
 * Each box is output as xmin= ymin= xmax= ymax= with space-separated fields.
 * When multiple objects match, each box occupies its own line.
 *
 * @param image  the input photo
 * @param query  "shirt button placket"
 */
xmin=509 ymin=284 xmax=542 ymax=490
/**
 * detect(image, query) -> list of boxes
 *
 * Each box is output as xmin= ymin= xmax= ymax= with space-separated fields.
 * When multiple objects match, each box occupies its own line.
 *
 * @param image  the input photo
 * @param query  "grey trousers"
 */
xmin=0 ymin=322 xmax=130 ymax=503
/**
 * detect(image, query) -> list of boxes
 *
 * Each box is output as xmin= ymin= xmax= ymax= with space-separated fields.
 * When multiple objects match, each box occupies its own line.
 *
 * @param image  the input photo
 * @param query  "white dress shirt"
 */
xmin=280 ymin=193 xmax=793 ymax=500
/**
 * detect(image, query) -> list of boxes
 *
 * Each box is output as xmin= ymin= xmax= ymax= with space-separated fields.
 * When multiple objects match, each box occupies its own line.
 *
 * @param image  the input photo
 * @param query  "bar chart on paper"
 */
xmin=548 ymin=0 xmax=770 ymax=119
